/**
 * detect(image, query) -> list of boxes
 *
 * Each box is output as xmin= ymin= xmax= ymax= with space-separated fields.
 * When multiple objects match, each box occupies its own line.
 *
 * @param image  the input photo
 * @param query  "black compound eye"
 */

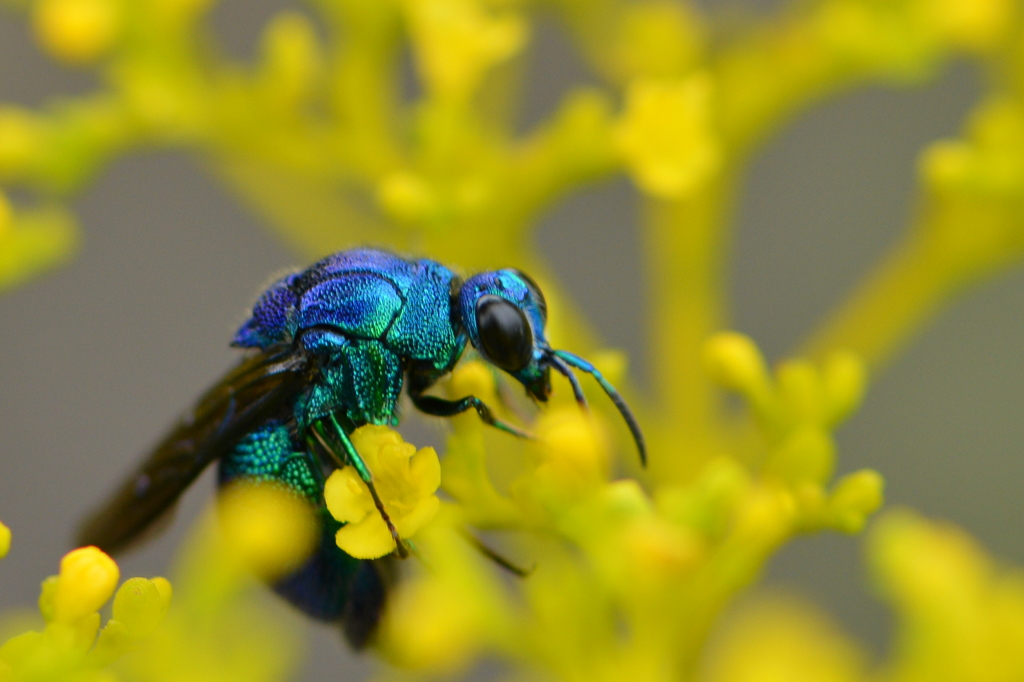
xmin=476 ymin=295 xmax=533 ymax=372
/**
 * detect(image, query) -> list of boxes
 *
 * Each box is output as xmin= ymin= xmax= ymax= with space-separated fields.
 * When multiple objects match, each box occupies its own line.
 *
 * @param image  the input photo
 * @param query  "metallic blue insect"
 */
xmin=77 ymin=248 xmax=645 ymax=647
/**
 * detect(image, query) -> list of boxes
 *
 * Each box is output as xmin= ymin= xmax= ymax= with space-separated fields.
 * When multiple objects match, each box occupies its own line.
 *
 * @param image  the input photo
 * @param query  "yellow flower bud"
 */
xmin=821 ymin=351 xmax=867 ymax=426
xmin=259 ymin=11 xmax=323 ymax=105
xmin=924 ymin=0 xmax=1012 ymax=52
xmin=735 ymin=485 xmax=797 ymax=549
xmin=611 ymin=1 xmax=704 ymax=82
xmin=702 ymin=596 xmax=866 ymax=682
xmin=218 ymin=482 xmax=318 ymax=580
xmin=38 ymin=575 xmax=58 ymax=622
xmin=621 ymin=516 xmax=703 ymax=584
xmin=533 ymin=408 xmax=611 ymax=493
xmin=829 ymin=469 xmax=884 ymax=533
xmin=378 ymin=172 xmax=437 ymax=224
xmin=765 ymin=426 xmax=836 ymax=487
xmin=704 ymin=332 xmax=771 ymax=398
xmin=405 ymin=0 xmax=527 ymax=101
xmin=615 ymin=73 xmax=721 ymax=199
xmin=150 ymin=576 xmax=173 ymax=615
xmin=325 ymin=426 xmax=441 ymax=559
xmin=0 ymin=107 xmax=42 ymax=176
xmin=52 ymin=546 xmax=119 ymax=623
xmin=776 ymin=359 xmax=823 ymax=424
xmin=383 ymin=576 xmax=483 ymax=671
xmin=920 ymin=139 xmax=975 ymax=192
xmin=112 ymin=577 xmax=165 ymax=639
xmin=0 ymin=522 xmax=9 ymax=559
xmin=657 ymin=457 xmax=751 ymax=538
xmin=34 ymin=0 xmax=119 ymax=64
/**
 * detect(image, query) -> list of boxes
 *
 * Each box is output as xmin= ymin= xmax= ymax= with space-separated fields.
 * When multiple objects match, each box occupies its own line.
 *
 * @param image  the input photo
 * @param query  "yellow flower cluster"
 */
xmin=704 ymin=510 xmax=1024 ymax=682
xmin=0 ymin=542 xmax=170 ymax=681
xmin=3 ymin=0 xmax=1024 ymax=680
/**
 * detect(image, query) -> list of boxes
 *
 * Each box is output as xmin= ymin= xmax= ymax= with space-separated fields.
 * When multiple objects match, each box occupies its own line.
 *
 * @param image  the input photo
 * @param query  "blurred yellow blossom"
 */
xmin=610 ymin=1 xmax=705 ymax=83
xmin=0 ymin=522 xmax=9 ymax=560
xmin=325 ymin=425 xmax=441 ymax=559
xmin=615 ymin=73 xmax=722 ymax=198
xmin=870 ymin=510 xmax=1024 ymax=681
xmin=921 ymin=0 xmax=1013 ymax=52
xmin=531 ymin=408 xmax=611 ymax=493
xmin=404 ymin=0 xmax=527 ymax=102
xmin=217 ymin=482 xmax=318 ymax=580
xmin=33 ymin=0 xmax=119 ymax=64
xmin=701 ymin=595 xmax=865 ymax=682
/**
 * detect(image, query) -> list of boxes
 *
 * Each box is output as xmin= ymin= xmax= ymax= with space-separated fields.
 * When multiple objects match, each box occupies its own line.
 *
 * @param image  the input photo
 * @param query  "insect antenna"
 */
xmin=551 ymin=350 xmax=647 ymax=467
xmin=547 ymin=352 xmax=588 ymax=408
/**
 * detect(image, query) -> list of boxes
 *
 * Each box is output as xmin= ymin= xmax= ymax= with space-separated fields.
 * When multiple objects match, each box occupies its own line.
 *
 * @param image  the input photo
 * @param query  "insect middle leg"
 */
xmin=409 ymin=392 xmax=534 ymax=440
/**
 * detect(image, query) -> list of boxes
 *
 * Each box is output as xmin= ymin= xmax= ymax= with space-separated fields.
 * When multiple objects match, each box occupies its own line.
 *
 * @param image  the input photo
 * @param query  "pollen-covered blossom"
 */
xmin=325 ymin=425 xmax=442 ymax=559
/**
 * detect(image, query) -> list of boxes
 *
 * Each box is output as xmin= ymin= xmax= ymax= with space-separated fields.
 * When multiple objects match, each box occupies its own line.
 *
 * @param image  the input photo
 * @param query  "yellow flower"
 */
xmin=0 ymin=521 xmax=9 ymax=559
xmin=702 ymin=595 xmax=865 ymax=682
xmin=33 ymin=0 xmax=119 ymax=64
xmin=532 ymin=408 xmax=611 ymax=493
xmin=52 ymin=546 xmax=119 ymax=624
xmin=0 ymin=107 xmax=42 ymax=177
xmin=404 ymin=0 xmax=527 ymax=101
xmin=610 ymin=1 xmax=705 ymax=82
xmin=0 ymin=542 xmax=172 ymax=678
xmin=920 ymin=0 xmax=1012 ymax=52
xmin=615 ymin=73 xmax=722 ymax=199
xmin=217 ymin=481 xmax=318 ymax=580
xmin=869 ymin=510 xmax=1024 ymax=679
xmin=325 ymin=426 xmax=441 ymax=559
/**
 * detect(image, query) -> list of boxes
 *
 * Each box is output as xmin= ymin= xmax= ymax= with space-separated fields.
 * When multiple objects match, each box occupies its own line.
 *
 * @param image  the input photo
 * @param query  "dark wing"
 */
xmin=76 ymin=349 xmax=311 ymax=555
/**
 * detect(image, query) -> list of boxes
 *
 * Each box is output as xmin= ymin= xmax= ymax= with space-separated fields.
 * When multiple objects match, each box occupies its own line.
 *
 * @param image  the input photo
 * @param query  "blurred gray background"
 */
xmin=1 ymin=0 xmax=1021 ymax=679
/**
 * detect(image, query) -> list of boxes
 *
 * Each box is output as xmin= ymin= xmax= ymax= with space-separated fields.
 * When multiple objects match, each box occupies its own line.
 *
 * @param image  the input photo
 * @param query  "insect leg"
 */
xmin=410 ymin=392 xmax=534 ymax=440
xmin=310 ymin=419 xmax=409 ymax=559
xmin=460 ymin=530 xmax=533 ymax=577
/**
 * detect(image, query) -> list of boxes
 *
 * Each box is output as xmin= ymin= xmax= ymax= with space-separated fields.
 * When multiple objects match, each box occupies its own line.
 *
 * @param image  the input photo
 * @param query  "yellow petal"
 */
xmin=335 ymin=516 xmax=396 ymax=560
xmin=324 ymin=468 xmax=373 ymax=524
xmin=396 ymin=495 xmax=441 ymax=538
xmin=410 ymin=447 xmax=442 ymax=496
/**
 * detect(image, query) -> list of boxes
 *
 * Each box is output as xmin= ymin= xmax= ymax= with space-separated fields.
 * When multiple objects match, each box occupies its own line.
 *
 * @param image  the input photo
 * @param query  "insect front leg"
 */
xmin=409 ymin=391 xmax=534 ymax=440
xmin=309 ymin=417 xmax=410 ymax=559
